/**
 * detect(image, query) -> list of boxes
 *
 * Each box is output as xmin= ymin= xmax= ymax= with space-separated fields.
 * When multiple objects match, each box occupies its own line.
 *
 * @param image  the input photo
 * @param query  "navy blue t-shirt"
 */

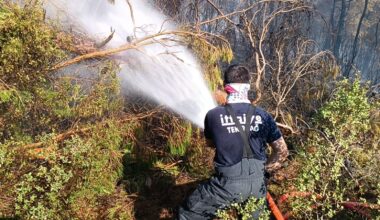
xmin=204 ymin=103 xmax=282 ymax=167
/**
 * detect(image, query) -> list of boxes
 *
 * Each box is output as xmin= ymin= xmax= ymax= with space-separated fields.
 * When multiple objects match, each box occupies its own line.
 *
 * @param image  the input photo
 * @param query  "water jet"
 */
xmin=45 ymin=0 xmax=216 ymax=128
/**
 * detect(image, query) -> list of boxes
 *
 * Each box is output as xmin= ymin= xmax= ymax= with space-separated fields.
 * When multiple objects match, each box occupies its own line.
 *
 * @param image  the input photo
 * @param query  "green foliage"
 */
xmin=168 ymin=122 xmax=192 ymax=157
xmin=317 ymin=77 xmax=371 ymax=139
xmin=178 ymin=127 xmax=213 ymax=178
xmin=2 ymin=120 xmax=138 ymax=219
xmin=154 ymin=160 xmax=180 ymax=176
xmin=65 ymin=122 xmax=135 ymax=219
xmin=0 ymin=89 xmax=13 ymax=103
xmin=289 ymin=77 xmax=380 ymax=219
xmin=216 ymin=196 xmax=270 ymax=220
xmin=0 ymin=2 xmax=64 ymax=89
xmin=15 ymin=162 xmax=73 ymax=220
xmin=187 ymin=34 xmax=233 ymax=91
xmin=0 ymin=2 xmax=137 ymax=219
xmin=4 ymin=1 xmax=379 ymax=220
xmin=0 ymin=1 xmax=65 ymax=138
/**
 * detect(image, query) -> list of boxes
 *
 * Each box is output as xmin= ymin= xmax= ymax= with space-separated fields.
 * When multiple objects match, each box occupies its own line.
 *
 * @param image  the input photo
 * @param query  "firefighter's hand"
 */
xmin=214 ymin=90 xmax=227 ymax=105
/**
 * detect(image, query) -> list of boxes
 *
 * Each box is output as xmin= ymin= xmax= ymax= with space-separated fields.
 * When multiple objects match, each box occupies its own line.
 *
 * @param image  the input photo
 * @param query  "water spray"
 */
xmin=45 ymin=0 xmax=216 ymax=128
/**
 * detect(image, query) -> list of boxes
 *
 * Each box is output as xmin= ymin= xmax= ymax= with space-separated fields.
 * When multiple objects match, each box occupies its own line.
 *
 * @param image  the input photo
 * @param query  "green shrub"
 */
xmin=289 ymin=78 xmax=379 ymax=219
xmin=0 ymin=1 xmax=64 ymax=89
xmin=0 ymin=2 xmax=137 ymax=219
xmin=168 ymin=122 xmax=192 ymax=157
xmin=15 ymin=163 xmax=73 ymax=219
xmin=0 ymin=1 xmax=65 ymax=138
xmin=5 ymin=120 xmax=138 ymax=219
xmin=216 ymin=196 xmax=270 ymax=220
xmin=186 ymin=33 xmax=232 ymax=90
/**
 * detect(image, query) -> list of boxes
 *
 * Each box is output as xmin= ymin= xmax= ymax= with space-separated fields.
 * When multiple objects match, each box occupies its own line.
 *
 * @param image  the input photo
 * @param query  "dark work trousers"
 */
xmin=178 ymin=158 xmax=267 ymax=220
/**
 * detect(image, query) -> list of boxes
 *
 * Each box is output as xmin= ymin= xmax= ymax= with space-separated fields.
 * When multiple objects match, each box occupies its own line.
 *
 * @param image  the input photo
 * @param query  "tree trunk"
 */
xmin=324 ymin=0 xmax=337 ymax=50
xmin=344 ymin=0 xmax=369 ymax=77
xmin=333 ymin=0 xmax=347 ymax=60
xmin=375 ymin=18 xmax=380 ymax=49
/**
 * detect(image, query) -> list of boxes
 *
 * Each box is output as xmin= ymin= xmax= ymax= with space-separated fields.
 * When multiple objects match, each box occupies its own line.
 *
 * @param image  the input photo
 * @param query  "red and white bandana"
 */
xmin=224 ymin=83 xmax=250 ymax=104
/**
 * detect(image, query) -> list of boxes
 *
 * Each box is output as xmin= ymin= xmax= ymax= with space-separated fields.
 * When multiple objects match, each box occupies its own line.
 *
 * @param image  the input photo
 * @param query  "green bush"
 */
xmin=0 ymin=2 xmax=136 ymax=219
xmin=216 ymin=196 xmax=270 ymax=220
xmin=0 ymin=1 xmax=64 ymax=89
xmin=168 ymin=122 xmax=192 ymax=157
xmin=289 ymin=78 xmax=379 ymax=219
xmin=0 ymin=1 xmax=65 ymax=138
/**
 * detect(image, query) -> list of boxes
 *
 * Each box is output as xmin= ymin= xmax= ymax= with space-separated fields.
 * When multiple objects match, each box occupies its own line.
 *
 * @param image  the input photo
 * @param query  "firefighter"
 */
xmin=178 ymin=64 xmax=288 ymax=219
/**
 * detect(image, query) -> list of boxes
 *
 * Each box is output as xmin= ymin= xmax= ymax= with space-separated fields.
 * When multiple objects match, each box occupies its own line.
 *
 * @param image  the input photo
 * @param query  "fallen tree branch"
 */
xmin=340 ymin=201 xmax=380 ymax=210
xmin=276 ymin=122 xmax=298 ymax=134
xmin=51 ymin=30 xmax=224 ymax=71
xmin=21 ymin=110 xmax=160 ymax=150
xmin=22 ymin=127 xmax=91 ymax=150
xmin=278 ymin=191 xmax=380 ymax=218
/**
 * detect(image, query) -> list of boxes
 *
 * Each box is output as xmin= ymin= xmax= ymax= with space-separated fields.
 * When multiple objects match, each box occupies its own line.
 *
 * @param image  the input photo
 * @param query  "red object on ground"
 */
xmin=278 ymin=191 xmax=380 ymax=218
xmin=267 ymin=192 xmax=285 ymax=220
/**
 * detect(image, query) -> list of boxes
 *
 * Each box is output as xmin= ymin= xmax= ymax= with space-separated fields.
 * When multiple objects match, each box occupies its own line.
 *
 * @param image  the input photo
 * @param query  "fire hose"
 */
xmin=267 ymin=192 xmax=285 ymax=220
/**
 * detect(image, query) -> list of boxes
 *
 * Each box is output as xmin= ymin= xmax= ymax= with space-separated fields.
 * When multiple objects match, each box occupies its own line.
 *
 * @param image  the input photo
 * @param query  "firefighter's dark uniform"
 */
xmin=178 ymin=103 xmax=282 ymax=219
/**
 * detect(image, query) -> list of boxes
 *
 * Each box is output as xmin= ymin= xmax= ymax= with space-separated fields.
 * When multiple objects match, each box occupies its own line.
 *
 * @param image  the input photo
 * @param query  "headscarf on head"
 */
xmin=224 ymin=83 xmax=250 ymax=104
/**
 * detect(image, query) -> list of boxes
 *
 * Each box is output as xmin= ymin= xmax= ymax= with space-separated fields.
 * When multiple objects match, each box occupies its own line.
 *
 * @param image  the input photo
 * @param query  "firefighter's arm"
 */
xmin=265 ymin=137 xmax=288 ymax=172
xmin=214 ymin=90 xmax=227 ymax=105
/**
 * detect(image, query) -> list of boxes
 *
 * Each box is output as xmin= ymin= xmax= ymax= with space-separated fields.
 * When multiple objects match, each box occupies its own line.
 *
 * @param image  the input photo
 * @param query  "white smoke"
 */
xmin=44 ymin=0 xmax=216 ymax=128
